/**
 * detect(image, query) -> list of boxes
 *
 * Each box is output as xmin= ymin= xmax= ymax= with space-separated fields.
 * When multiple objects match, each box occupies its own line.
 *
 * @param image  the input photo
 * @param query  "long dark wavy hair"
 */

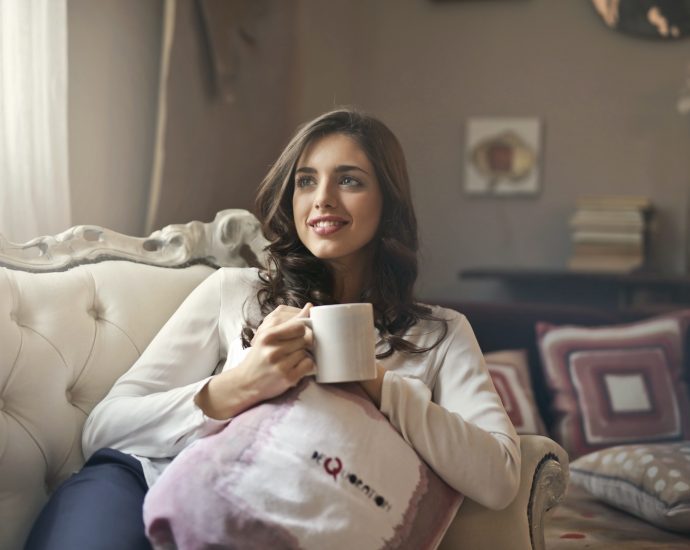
xmin=242 ymin=108 xmax=447 ymax=358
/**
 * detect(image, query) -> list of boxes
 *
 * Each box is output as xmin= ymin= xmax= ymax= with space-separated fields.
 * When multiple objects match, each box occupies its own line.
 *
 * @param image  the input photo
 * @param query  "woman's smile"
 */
xmin=308 ymin=215 xmax=349 ymax=236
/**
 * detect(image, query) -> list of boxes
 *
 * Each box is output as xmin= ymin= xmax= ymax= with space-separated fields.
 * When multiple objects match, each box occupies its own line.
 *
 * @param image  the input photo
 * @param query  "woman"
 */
xmin=25 ymin=109 xmax=520 ymax=550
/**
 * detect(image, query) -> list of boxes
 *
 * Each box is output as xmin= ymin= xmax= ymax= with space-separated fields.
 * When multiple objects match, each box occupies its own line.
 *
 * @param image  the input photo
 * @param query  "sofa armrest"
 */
xmin=438 ymin=435 xmax=569 ymax=550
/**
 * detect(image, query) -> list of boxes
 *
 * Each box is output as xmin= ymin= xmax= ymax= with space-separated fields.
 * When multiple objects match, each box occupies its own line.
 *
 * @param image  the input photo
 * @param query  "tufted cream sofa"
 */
xmin=0 ymin=209 xmax=568 ymax=550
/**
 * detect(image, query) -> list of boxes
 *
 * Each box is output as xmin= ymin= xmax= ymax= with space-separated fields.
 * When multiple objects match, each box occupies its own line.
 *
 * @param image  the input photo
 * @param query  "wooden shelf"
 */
xmin=459 ymin=267 xmax=690 ymax=310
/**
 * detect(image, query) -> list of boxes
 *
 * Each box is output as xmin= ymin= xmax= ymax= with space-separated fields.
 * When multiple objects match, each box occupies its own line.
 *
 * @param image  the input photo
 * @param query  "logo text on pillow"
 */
xmin=311 ymin=450 xmax=392 ymax=511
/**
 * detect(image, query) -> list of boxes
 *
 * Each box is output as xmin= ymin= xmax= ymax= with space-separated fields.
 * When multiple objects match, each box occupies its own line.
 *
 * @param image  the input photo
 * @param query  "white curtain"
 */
xmin=0 ymin=0 xmax=71 ymax=243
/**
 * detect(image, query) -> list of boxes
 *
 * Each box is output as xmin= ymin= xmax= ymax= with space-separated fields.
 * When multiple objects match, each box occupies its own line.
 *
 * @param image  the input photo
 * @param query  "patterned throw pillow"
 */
xmin=570 ymin=443 xmax=690 ymax=533
xmin=143 ymin=379 xmax=462 ymax=550
xmin=484 ymin=350 xmax=547 ymax=435
xmin=537 ymin=312 xmax=690 ymax=458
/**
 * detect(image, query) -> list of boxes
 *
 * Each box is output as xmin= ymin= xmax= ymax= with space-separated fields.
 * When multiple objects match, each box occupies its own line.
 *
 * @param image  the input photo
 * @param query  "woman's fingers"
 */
xmin=293 ymin=354 xmax=316 ymax=378
xmin=252 ymin=306 xmax=298 ymax=341
xmin=262 ymin=332 xmax=311 ymax=364
xmin=278 ymin=348 xmax=311 ymax=373
xmin=278 ymin=350 xmax=315 ymax=384
xmin=252 ymin=303 xmax=313 ymax=344
xmin=239 ymin=303 xmax=315 ymax=401
xmin=256 ymin=320 xmax=309 ymax=346
xmin=250 ymin=324 xmax=312 ymax=374
xmin=264 ymin=304 xmax=307 ymax=325
xmin=296 ymin=303 xmax=312 ymax=318
xmin=256 ymin=306 xmax=314 ymax=345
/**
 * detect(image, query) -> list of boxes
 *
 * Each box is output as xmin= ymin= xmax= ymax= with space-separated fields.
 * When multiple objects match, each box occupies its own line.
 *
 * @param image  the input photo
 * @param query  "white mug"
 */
xmin=299 ymin=303 xmax=377 ymax=383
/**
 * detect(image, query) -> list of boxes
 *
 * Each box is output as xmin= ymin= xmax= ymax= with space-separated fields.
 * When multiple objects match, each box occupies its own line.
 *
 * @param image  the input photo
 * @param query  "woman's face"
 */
xmin=292 ymin=133 xmax=383 ymax=273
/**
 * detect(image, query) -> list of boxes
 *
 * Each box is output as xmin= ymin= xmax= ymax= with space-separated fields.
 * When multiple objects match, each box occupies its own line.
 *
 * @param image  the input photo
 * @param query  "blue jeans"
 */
xmin=24 ymin=448 xmax=151 ymax=550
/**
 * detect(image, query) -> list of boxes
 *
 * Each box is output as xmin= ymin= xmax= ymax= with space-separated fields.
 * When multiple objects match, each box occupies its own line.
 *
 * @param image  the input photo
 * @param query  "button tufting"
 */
xmin=87 ymin=308 xmax=98 ymax=319
xmin=65 ymin=389 xmax=72 ymax=402
xmin=9 ymin=312 xmax=17 ymax=323
xmin=0 ymin=397 xmax=4 ymax=409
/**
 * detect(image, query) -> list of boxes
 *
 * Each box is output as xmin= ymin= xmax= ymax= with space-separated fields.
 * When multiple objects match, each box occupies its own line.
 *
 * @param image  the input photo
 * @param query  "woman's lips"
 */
xmin=308 ymin=217 xmax=348 ymax=236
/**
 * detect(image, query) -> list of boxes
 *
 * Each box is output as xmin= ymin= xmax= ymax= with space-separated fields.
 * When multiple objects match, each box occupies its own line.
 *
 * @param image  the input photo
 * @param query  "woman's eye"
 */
xmin=340 ymin=176 xmax=361 ymax=187
xmin=295 ymin=176 xmax=314 ymax=188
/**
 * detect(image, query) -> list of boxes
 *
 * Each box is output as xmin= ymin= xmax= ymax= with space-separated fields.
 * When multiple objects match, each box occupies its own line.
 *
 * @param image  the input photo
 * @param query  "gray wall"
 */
xmin=68 ymin=0 xmax=297 ymax=236
xmin=296 ymin=0 xmax=690 ymax=302
xmin=67 ymin=0 xmax=690 ymax=304
xmin=148 ymin=0 xmax=297 ymax=231
xmin=68 ymin=0 xmax=162 ymax=235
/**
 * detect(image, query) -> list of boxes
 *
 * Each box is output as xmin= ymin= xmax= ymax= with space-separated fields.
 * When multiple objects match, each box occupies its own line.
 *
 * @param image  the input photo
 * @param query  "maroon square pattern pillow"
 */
xmin=485 ymin=350 xmax=548 ymax=436
xmin=537 ymin=312 xmax=690 ymax=458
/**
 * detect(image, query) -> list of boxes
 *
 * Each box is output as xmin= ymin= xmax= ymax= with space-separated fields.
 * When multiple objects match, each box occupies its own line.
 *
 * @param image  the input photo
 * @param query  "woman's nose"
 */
xmin=314 ymin=180 xmax=336 ymax=209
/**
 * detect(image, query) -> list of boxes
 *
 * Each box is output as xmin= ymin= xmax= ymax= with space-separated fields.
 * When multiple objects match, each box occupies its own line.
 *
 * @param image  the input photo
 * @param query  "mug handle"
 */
xmin=295 ymin=318 xmax=313 ymax=329
xmin=295 ymin=318 xmax=317 ymax=372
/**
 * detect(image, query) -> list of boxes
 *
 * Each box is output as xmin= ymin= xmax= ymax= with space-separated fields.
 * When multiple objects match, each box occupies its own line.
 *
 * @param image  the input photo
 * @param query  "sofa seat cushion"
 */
xmin=570 ymin=443 xmax=690 ymax=534
xmin=537 ymin=311 xmax=690 ymax=458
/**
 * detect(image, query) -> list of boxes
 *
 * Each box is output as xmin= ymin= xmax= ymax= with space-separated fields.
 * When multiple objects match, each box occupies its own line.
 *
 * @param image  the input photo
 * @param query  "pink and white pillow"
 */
xmin=143 ymin=379 xmax=463 ymax=550
xmin=484 ymin=350 xmax=547 ymax=436
xmin=537 ymin=311 xmax=690 ymax=458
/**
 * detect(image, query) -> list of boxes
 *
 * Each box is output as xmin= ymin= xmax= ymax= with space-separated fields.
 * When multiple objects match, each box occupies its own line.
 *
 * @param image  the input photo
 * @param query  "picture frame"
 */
xmin=463 ymin=117 xmax=542 ymax=197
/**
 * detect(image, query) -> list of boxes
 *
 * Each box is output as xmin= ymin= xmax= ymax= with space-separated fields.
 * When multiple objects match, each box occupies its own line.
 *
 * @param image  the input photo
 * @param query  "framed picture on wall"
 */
xmin=463 ymin=117 xmax=542 ymax=197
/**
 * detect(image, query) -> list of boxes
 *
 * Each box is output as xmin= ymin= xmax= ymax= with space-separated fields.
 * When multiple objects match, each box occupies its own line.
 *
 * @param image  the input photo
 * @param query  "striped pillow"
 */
xmin=537 ymin=311 xmax=690 ymax=458
xmin=485 ymin=349 xmax=547 ymax=435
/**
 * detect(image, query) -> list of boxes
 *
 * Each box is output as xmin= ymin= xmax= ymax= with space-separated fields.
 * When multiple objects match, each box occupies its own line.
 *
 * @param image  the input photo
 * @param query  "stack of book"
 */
xmin=568 ymin=196 xmax=652 ymax=273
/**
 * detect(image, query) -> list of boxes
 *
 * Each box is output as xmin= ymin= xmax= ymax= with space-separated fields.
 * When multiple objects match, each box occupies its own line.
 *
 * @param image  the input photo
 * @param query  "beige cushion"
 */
xmin=0 ymin=261 xmax=215 ymax=549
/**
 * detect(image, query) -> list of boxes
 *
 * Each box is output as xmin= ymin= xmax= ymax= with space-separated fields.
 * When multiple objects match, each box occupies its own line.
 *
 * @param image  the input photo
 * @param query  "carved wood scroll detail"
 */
xmin=0 ymin=209 xmax=269 ymax=272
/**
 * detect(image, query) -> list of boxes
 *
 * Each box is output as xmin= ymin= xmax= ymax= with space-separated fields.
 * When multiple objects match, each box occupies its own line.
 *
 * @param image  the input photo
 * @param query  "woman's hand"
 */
xmin=242 ymin=304 xmax=315 ymax=396
xmin=195 ymin=304 xmax=315 ymax=419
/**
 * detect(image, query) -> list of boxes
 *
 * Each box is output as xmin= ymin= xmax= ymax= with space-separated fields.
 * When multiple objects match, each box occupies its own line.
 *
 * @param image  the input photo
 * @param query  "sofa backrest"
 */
xmin=0 ymin=262 xmax=215 ymax=548
xmin=0 ymin=209 xmax=267 ymax=550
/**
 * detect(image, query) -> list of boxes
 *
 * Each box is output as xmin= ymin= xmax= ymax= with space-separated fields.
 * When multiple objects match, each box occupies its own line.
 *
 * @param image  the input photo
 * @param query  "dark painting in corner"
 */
xmin=592 ymin=0 xmax=690 ymax=39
